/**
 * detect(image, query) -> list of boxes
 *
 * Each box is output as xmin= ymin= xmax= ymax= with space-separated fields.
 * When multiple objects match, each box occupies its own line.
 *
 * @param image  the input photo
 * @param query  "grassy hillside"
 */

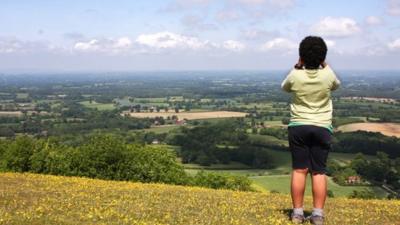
xmin=1 ymin=173 xmax=399 ymax=225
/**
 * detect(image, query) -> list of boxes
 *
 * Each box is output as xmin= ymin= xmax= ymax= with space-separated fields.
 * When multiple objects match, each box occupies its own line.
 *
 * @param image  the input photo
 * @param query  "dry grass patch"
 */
xmin=338 ymin=122 xmax=400 ymax=138
xmin=124 ymin=111 xmax=247 ymax=120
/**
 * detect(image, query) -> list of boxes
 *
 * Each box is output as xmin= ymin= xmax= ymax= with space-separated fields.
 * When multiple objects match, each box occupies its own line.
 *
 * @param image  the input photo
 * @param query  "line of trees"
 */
xmin=0 ymin=134 xmax=252 ymax=191
xmin=169 ymin=120 xmax=274 ymax=168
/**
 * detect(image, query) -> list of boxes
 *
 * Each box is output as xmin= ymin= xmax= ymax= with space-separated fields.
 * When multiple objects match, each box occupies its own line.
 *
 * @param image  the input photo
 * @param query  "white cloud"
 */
xmin=388 ymin=0 xmax=400 ymax=16
xmin=72 ymin=33 xmax=247 ymax=54
xmin=0 ymin=37 xmax=51 ymax=53
xmin=113 ymin=37 xmax=133 ymax=48
xmin=388 ymin=39 xmax=400 ymax=50
xmin=136 ymin=32 xmax=211 ymax=50
xmin=74 ymin=39 xmax=100 ymax=51
xmin=325 ymin=40 xmax=336 ymax=48
xmin=222 ymin=40 xmax=245 ymax=51
xmin=311 ymin=17 xmax=361 ymax=37
xmin=365 ymin=16 xmax=383 ymax=26
xmin=260 ymin=38 xmax=297 ymax=51
xmin=74 ymin=37 xmax=133 ymax=53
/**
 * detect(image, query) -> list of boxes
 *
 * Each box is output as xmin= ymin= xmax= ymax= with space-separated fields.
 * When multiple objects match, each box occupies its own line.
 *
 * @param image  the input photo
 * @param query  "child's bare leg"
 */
xmin=291 ymin=168 xmax=308 ymax=208
xmin=311 ymin=172 xmax=327 ymax=209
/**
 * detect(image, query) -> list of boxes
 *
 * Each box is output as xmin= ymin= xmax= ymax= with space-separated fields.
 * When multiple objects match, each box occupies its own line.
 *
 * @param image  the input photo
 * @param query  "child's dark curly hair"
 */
xmin=299 ymin=36 xmax=327 ymax=69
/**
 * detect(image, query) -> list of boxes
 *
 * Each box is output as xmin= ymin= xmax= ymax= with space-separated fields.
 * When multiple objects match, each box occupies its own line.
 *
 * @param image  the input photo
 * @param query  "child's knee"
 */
xmin=293 ymin=168 xmax=309 ymax=174
xmin=311 ymin=171 xmax=326 ymax=176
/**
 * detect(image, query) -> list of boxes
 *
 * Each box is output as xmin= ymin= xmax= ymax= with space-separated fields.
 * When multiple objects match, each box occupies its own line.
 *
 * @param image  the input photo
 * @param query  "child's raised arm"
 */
xmin=281 ymin=73 xmax=293 ymax=92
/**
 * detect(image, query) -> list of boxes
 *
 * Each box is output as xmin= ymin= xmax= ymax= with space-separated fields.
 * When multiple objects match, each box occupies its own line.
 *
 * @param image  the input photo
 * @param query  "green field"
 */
xmin=142 ymin=125 xmax=182 ymax=134
xmin=182 ymin=149 xmax=375 ymax=176
xmin=249 ymin=134 xmax=288 ymax=146
xmin=135 ymin=97 xmax=167 ymax=102
xmin=250 ymin=175 xmax=388 ymax=198
xmin=79 ymin=101 xmax=115 ymax=110
xmin=181 ymin=147 xmax=388 ymax=197
xmin=16 ymin=93 xmax=29 ymax=99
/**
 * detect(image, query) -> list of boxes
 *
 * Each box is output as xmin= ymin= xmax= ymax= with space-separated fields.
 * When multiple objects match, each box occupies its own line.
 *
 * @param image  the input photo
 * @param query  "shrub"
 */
xmin=190 ymin=170 xmax=252 ymax=191
xmin=0 ymin=134 xmax=253 ymax=191
xmin=117 ymin=144 xmax=189 ymax=185
xmin=1 ymin=136 xmax=40 ymax=172
xmin=327 ymin=190 xmax=335 ymax=198
xmin=348 ymin=189 xmax=377 ymax=199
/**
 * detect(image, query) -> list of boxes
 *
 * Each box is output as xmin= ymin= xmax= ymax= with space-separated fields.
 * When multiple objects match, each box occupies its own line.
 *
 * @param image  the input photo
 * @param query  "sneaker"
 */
xmin=309 ymin=215 xmax=324 ymax=225
xmin=290 ymin=212 xmax=305 ymax=224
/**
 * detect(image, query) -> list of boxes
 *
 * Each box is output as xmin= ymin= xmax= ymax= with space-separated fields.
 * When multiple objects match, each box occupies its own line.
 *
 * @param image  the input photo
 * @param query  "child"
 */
xmin=281 ymin=36 xmax=341 ymax=225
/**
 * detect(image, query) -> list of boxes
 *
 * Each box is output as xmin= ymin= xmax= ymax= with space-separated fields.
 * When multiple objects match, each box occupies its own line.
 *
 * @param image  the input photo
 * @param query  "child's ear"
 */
xmin=294 ymin=58 xmax=304 ymax=69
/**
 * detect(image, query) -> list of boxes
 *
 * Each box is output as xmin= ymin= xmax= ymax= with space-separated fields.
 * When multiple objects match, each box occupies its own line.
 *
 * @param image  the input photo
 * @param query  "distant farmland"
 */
xmin=0 ymin=111 xmax=23 ymax=117
xmin=338 ymin=122 xmax=400 ymax=138
xmin=124 ymin=111 xmax=247 ymax=120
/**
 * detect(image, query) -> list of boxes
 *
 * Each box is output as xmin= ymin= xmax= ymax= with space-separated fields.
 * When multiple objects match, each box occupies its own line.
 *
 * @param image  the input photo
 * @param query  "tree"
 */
xmin=1 ymin=136 xmax=40 ymax=172
xmin=281 ymin=117 xmax=290 ymax=125
xmin=350 ymin=153 xmax=368 ymax=174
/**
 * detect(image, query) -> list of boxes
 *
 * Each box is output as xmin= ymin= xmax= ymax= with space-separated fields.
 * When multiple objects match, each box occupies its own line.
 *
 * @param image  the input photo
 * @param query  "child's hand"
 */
xmin=294 ymin=58 xmax=304 ymax=69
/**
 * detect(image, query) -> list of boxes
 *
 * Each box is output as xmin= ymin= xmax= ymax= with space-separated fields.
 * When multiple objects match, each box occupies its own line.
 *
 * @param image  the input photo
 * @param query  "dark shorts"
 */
xmin=288 ymin=125 xmax=332 ymax=174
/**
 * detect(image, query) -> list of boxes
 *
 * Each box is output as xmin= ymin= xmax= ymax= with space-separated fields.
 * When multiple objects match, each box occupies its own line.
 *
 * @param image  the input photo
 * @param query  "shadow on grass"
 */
xmin=280 ymin=208 xmax=312 ymax=221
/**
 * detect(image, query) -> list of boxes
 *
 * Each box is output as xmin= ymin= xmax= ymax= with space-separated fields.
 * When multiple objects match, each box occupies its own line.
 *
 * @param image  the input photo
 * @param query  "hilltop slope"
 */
xmin=0 ymin=173 xmax=399 ymax=225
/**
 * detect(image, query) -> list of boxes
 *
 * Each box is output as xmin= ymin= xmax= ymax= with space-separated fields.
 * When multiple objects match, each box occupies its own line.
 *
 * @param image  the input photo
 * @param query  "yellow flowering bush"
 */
xmin=0 ymin=172 xmax=399 ymax=225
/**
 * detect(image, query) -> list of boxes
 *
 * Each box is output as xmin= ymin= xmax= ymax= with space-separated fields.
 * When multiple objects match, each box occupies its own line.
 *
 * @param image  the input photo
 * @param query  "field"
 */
xmin=250 ymin=175 xmax=388 ymax=198
xmin=182 ymin=149 xmax=384 ymax=196
xmin=1 ymin=173 xmax=399 ymax=225
xmin=0 ymin=111 xmax=23 ymax=117
xmin=341 ymin=96 xmax=398 ymax=103
xmin=125 ymin=111 xmax=247 ymax=120
xmin=79 ymin=101 xmax=116 ymax=111
xmin=142 ymin=125 xmax=182 ymax=134
xmin=338 ymin=122 xmax=400 ymax=138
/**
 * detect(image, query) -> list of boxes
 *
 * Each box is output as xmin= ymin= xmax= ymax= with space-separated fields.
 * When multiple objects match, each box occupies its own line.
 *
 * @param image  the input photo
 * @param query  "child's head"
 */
xmin=299 ymin=36 xmax=327 ymax=69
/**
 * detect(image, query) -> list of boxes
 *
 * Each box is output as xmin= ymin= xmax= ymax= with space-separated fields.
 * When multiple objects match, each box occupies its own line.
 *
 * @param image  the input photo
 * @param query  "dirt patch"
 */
xmin=0 ymin=111 xmax=23 ymax=117
xmin=338 ymin=122 xmax=400 ymax=138
xmin=123 ymin=111 xmax=247 ymax=120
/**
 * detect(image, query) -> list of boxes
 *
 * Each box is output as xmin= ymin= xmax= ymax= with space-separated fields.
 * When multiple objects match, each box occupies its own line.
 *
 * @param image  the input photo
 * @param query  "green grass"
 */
xmin=16 ymin=93 xmax=29 ymax=99
xmin=234 ymin=102 xmax=274 ymax=109
xmin=181 ymin=148 xmax=387 ymax=197
xmin=180 ymin=147 xmax=375 ymax=176
xmin=183 ymin=161 xmax=252 ymax=170
xmin=168 ymin=96 xmax=184 ymax=101
xmin=249 ymin=134 xmax=288 ymax=146
xmin=79 ymin=101 xmax=115 ymax=111
xmin=263 ymin=120 xmax=284 ymax=126
xmin=142 ymin=125 xmax=181 ymax=134
xmin=250 ymin=175 xmax=388 ymax=198
xmin=134 ymin=97 xmax=167 ymax=103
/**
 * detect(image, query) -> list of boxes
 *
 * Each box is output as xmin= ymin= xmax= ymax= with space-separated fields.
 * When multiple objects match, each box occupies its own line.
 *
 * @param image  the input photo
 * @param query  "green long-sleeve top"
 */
xmin=281 ymin=65 xmax=341 ymax=133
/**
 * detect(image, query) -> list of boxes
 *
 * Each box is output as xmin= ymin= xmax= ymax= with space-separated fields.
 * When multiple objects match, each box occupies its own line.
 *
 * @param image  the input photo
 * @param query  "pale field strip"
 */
xmin=123 ymin=111 xmax=247 ymax=120
xmin=0 ymin=111 xmax=23 ymax=116
xmin=338 ymin=122 xmax=400 ymax=138
xmin=341 ymin=96 xmax=398 ymax=103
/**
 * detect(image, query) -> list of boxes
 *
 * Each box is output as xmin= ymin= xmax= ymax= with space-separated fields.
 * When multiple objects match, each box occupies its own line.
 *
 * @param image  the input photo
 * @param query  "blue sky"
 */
xmin=1 ymin=0 xmax=400 ymax=71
